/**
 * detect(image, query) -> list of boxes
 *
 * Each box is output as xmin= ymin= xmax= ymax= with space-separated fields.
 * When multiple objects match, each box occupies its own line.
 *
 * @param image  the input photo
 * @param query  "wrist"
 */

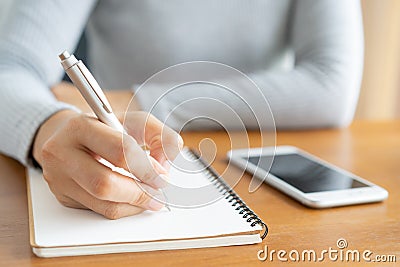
xmin=32 ymin=109 xmax=80 ymax=166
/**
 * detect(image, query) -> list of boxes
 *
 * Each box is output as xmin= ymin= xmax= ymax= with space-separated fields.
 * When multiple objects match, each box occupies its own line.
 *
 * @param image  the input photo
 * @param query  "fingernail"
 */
xmin=148 ymin=194 xmax=165 ymax=210
xmin=153 ymin=174 xmax=168 ymax=188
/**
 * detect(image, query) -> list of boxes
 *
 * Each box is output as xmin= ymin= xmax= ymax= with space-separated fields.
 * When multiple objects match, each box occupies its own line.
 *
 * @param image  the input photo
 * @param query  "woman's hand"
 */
xmin=33 ymin=109 xmax=183 ymax=219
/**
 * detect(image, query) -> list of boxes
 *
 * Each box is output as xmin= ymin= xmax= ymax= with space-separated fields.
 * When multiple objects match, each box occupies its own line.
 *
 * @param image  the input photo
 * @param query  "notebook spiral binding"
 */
xmin=188 ymin=149 xmax=268 ymax=239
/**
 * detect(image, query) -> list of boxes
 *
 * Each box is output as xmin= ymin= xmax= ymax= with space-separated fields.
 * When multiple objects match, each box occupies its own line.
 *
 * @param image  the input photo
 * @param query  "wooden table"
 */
xmin=0 ymin=89 xmax=399 ymax=266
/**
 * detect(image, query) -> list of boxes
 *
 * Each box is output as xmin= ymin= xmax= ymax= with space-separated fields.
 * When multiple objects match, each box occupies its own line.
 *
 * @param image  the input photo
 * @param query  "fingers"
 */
xmin=68 ymin=115 xmax=167 ymax=188
xmin=149 ymin=156 xmax=169 ymax=175
xmin=124 ymin=112 xmax=184 ymax=166
xmin=55 ymin=194 xmax=86 ymax=210
xmin=39 ymin=112 xmax=174 ymax=220
xmin=65 ymin=148 xmax=166 ymax=211
xmin=58 ymin=178 xmax=146 ymax=219
xmin=66 ymin=181 xmax=145 ymax=219
xmin=86 ymin=198 xmax=145 ymax=220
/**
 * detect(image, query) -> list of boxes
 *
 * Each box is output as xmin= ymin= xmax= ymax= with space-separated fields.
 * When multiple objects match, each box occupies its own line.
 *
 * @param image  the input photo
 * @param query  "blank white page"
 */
xmin=29 ymin=148 xmax=262 ymax=248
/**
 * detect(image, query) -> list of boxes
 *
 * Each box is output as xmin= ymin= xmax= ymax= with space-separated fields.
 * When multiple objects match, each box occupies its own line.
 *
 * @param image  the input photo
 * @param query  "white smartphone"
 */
xmin=227 ymin=146 xmax=388 ymax=208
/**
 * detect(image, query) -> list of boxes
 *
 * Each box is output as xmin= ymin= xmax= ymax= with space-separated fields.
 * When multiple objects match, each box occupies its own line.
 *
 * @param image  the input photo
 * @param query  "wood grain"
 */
xmin=0 ymin=87 xmax=399 ymax=266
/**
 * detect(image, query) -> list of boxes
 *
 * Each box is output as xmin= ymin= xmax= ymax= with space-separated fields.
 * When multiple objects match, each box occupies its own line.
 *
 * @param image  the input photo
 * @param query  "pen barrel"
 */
xmin=64 ymin=64 xmax=126 ymax=134
xmin=96 ymin=111 xmax=126 ymax=133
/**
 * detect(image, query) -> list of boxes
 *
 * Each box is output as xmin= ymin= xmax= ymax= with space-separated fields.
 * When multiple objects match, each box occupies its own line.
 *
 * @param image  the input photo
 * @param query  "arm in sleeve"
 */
xmin=136 ymin=0 xmax=364 ymax=130
xmin=0 ymin=0 xmax=96 ymax=165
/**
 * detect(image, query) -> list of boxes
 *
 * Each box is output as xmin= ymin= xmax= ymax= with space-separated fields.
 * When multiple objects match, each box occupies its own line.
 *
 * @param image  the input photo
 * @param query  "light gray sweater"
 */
xmin=0 ymin=0 xmax=363 ymax=165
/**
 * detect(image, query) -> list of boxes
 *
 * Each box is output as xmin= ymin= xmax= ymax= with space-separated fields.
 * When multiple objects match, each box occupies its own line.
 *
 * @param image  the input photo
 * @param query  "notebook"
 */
xmin=27 ymin=147 xmax=267 ymax=258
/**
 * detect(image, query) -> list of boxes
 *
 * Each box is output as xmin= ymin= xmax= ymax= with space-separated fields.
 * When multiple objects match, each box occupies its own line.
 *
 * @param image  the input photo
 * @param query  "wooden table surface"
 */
xmin=0 ymin=89 xmax=399 ymax=266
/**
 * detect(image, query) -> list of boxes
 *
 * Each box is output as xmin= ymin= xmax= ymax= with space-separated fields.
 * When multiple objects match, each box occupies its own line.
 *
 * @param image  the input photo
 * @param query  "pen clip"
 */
xmin=77 ymin=63 xmax=113 ymax=113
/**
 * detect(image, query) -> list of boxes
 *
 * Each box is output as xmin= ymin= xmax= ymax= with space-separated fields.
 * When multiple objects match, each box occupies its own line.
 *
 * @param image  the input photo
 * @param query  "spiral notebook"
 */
xmin=27 ymin=148 xmax=267 ymax=258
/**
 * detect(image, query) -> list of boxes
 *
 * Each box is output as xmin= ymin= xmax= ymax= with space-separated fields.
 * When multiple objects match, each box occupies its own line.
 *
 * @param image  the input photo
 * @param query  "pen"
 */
xmin=59 ymin=51 xmax=124 ymax=133
xmin=58 ymin=50 xmax=170 ymax=211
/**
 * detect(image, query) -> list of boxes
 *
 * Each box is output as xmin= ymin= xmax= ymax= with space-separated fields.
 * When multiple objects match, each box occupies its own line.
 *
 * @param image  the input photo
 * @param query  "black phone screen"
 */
xmin=246 ymin=154 xmax=369 ymax=193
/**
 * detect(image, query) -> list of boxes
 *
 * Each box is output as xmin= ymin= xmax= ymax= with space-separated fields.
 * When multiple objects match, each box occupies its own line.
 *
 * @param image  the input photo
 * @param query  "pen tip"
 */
xmin=58 ymin=50 xmax=70 ymax=61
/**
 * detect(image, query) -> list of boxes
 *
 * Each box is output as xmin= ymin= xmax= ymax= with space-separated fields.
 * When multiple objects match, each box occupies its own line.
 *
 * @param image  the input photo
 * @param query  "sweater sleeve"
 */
xmin=135 ymin=0 xmax=364 ymax=130
xmin=0 ymin=0 xmax=96 ymax=165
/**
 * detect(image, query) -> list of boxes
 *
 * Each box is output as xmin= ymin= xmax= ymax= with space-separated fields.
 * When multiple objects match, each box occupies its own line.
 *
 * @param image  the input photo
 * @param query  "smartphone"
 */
xmin=227 ymin=146 xmax=388 ymax=208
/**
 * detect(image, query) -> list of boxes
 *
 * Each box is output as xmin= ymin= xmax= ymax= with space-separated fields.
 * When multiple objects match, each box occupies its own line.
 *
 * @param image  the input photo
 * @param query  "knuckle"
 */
xmin=65 ymin=114 xmax=90 ymax=137
xmin=66 ymin=115 xmax=83 ymax=132
xmin=150 ymin=134 xmax=162 ymax=146
xmin=41 ymin=139 xmax=58 ymax=162
xmin=104 ymin=203 xmax=121 ymax=220
xmin=91 ymin=173 xmax=113 ymax=199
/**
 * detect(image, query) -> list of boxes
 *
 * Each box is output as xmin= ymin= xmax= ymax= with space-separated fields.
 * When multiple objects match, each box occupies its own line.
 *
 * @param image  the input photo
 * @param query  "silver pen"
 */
xmin=59 ymin=51 xmax=125 ymax=132
xmin=59 ymin=50 xmax=170 ymax=211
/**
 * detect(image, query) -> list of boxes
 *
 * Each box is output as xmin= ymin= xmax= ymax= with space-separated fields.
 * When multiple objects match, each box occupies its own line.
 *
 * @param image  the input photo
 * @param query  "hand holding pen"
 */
xmin=31 ymin=51 xmax=183 ymax=219
xmin=59 ymin=51 xmax=179 ymax=211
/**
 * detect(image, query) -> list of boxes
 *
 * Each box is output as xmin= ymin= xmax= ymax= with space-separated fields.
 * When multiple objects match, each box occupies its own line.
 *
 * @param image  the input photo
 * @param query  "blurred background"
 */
xmin=0 ymin=0 xmax=399 ymax=121
xmin=356 ymin=0 xmax=400 ymax=120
